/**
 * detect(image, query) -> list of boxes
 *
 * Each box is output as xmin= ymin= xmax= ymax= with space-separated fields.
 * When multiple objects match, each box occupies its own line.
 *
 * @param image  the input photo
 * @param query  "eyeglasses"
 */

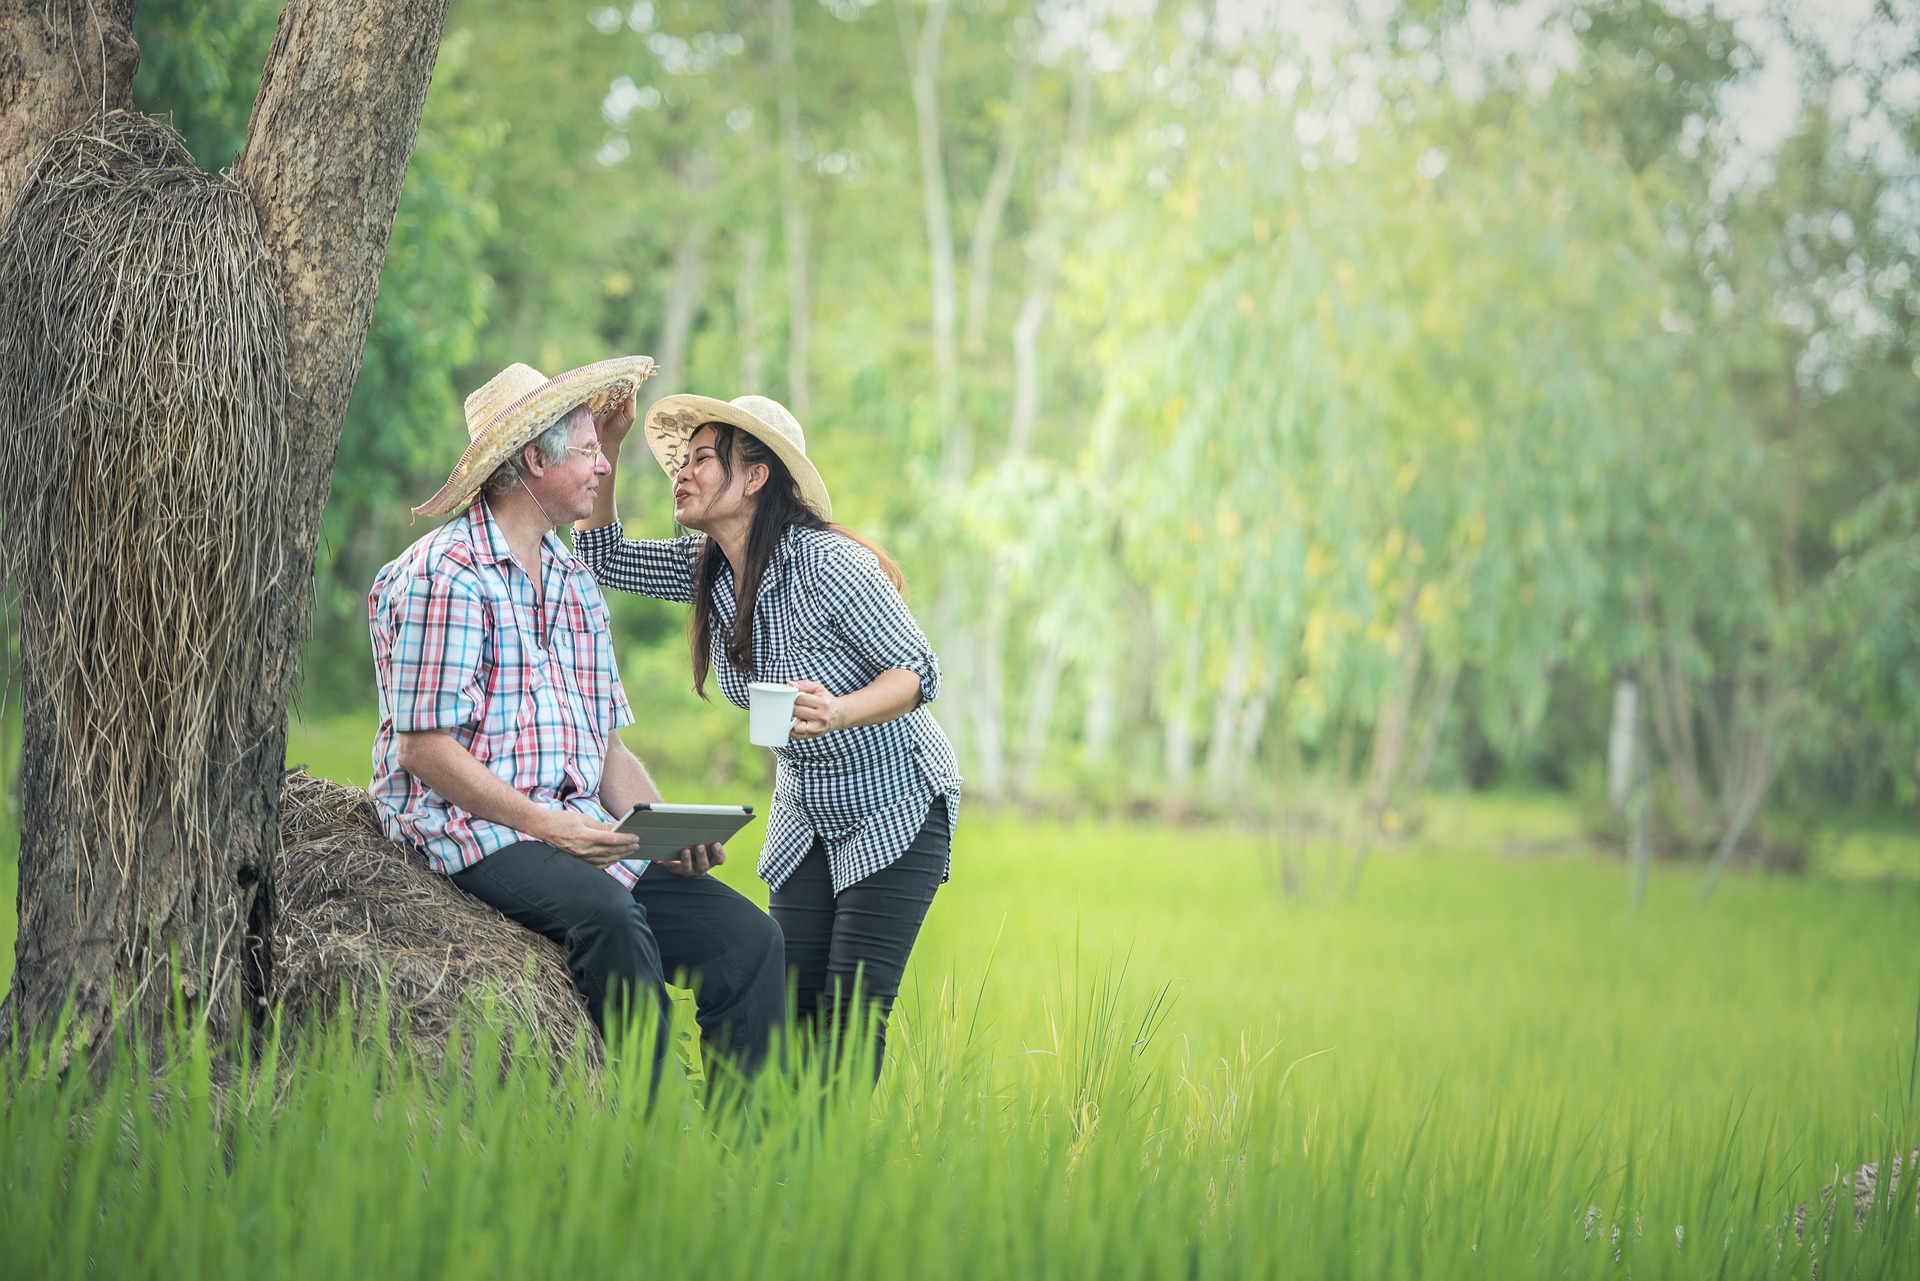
xmin=565 ymin=442 xmax=605 ymax=462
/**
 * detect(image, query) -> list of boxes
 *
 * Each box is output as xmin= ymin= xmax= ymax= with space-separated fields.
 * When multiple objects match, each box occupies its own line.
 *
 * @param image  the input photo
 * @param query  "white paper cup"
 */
xmin=748 ymin=681 xmax=800 ymax=747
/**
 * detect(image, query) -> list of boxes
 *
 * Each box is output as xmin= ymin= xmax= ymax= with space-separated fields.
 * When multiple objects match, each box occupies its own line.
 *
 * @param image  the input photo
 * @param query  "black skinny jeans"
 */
xmin=451 ymin=842 xmax=786 ymax=1079
xmin=769 ymin=796 xmax=949 ymax=1079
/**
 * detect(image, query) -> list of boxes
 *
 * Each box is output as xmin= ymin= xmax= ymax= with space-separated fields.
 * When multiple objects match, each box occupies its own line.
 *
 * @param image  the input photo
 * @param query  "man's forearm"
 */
xmin=397 ymin=729 xmax=557 ymax=841
xmin=601 ymin=731 xmax=664 ymax=816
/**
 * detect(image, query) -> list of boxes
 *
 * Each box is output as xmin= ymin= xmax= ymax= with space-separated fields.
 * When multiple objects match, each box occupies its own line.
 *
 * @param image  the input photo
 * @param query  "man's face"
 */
xmin=526 ymin=410 xmax=610 ymax=526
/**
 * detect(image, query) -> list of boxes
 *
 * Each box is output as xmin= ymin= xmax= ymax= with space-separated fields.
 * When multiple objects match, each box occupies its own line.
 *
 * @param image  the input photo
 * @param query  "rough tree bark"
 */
xmin=0 ymin=0 xmax=141 ymax=203
xmin=2 ymin=0 xmax=449 ymax=1059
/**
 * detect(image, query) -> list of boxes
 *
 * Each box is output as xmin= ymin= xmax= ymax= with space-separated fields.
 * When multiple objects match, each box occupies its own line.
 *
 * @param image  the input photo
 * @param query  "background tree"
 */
xmin=0 ymin=0 xmax=449 ymax=1059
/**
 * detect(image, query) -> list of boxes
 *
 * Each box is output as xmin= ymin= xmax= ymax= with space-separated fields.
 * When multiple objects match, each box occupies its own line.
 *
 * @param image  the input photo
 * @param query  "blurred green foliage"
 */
xmin=125 ymin=0 xmax=1920 ymax=858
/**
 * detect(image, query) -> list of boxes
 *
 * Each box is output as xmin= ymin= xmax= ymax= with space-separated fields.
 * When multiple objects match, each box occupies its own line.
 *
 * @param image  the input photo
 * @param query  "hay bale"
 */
xmin=274 ymin=770 xmax=598 ymax=1071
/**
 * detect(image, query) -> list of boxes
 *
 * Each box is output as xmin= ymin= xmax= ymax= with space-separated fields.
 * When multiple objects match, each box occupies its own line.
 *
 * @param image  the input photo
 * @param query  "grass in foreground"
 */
xmin=0 ymin=719 xmax=1916 ymax=1276
xmin=0 ymin=936 xmax=1914 ymax=1280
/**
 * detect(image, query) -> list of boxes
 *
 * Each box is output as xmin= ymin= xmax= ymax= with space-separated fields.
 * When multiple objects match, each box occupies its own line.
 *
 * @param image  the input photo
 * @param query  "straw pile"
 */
xmin=276 ymin=770 xmax=598 ymax=1071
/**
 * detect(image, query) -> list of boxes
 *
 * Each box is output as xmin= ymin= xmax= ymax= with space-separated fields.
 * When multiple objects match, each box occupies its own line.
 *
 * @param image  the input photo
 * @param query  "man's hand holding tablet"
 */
xmin=613 ymin=803 xmax=758 ymax=876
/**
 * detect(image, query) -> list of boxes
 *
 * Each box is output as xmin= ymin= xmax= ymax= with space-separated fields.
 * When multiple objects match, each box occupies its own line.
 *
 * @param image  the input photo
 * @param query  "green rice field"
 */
xmin=1 ymin=715 xmax=1916 ymax=1277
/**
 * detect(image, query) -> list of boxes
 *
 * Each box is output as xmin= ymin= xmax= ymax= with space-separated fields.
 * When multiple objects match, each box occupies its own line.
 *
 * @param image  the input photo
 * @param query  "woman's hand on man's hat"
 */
xmin=594 ymin=392 xmax=636 ymax=454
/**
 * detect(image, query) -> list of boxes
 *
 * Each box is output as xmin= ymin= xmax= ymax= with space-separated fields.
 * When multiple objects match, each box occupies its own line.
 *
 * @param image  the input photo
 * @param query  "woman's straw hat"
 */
xmin=643 ymin=394 xmax=832 ymax=521
xmin=413 ymin=356 xmax=656 ymax=518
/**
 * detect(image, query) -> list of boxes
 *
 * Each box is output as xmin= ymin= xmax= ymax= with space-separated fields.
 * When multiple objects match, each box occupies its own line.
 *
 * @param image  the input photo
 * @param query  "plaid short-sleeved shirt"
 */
xmin=369 ymin=500 xmax=642 ymax=885
xmin=574 ymin=520 xmax=962 ymax=895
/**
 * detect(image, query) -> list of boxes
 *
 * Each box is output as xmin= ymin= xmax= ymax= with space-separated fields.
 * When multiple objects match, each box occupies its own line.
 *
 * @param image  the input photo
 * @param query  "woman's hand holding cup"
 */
xmin=788 ymin=679 xmax=841 ymax=740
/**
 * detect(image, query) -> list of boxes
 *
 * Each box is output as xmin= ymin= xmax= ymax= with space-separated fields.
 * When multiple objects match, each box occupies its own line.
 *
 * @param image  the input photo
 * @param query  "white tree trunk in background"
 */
xmin=1364 ymin=588 xmax=1423 ymax=823
xmin=1404 ymin=658 xmax=1461 ymax=798
xmin=736 ymin=225 xmax=768 ymax=390
xmin=1234 ymin=664 xmax=1279 ymax=766
xmin=646 ymin=152 xmax=713 ymax=410
xmin=1203 ymin=613 xmax=1254 ymax=792
xmin=899 ymin=0 xmax=964 ymax=482
xmin=962 ymin=32 xmax=1032 ymax=356
xmin=1007 ymin=62 xmax=1090 ymax=459
xmin=1607 ymin=675 xmax=1639 ymax=814
xmin=1082 ymin=658 xmax=1117 ymax=764
xmin=770 ymin=0 xmax=810 ymax=413
xmin=1012 ymin=625 xmax=1068 ymax=798
xmin=969 ymin=610 xmax=1008 ymax=802
xmin=1163 ymin=628 xmax=1203 ymax=794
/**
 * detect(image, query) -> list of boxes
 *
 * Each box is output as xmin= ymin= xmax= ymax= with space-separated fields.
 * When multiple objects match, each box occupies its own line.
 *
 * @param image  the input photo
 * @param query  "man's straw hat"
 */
xmin=413 ymin=356 xmax=656 ymax=518
xmin=642 ymin=393 xmax=832 ymax=521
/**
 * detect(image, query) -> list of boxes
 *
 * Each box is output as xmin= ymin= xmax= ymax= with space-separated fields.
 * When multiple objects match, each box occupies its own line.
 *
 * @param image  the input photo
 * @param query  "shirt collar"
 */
xmin=764 ymin=523 xmax=799 ymax=589
xmin=466 ymin=497 xmax=516 ymax=567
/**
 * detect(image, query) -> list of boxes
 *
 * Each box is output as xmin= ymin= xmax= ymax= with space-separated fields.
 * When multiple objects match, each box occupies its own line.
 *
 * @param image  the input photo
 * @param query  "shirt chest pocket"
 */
xmin=510 ymin=631 xmax=605 ymax=796
xmin=530 ymin=627 xmax=609 ymax=736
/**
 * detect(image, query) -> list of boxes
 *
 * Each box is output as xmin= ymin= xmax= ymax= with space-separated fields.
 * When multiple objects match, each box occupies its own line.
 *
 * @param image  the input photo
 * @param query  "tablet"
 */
xmin=614 ymin=802 xmax=757 ymax=861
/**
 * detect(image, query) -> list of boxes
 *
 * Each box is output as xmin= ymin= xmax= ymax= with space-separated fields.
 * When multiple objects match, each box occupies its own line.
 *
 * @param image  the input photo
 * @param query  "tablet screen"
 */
xmin=614 ymin=802 xmax=757 ymax=861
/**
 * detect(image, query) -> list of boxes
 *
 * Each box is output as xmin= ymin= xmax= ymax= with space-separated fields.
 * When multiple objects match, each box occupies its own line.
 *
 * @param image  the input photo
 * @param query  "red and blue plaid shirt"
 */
xmin=369 ymin=499 xmax=640 ymax=884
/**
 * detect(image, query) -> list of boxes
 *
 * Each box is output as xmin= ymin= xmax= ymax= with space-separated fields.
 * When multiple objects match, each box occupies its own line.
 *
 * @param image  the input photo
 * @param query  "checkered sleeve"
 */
xmin=609 ymin=672 xmax=635 ymax=730
xmin=824 ymin=538 xmax=942 ymax=706
xmin=572 ymin=520 xmax=702 ymax=603
xmin=387 ymin=563 xmax=488 ymax=733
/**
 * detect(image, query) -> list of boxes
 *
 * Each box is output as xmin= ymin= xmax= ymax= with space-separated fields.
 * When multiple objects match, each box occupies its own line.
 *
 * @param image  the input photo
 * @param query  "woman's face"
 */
xmin=672 ymin=424 xmax=761 ymax=530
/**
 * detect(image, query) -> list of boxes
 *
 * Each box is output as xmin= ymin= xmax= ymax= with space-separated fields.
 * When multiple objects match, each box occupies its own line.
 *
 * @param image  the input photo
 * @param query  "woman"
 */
xmin=574 ymin=392 xmax=961 ymax=1078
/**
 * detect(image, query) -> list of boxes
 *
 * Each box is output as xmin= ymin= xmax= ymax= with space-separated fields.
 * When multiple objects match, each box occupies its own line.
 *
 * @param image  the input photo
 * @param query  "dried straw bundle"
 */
xmin=276 ymin=771 xmax=597 ymax=1070
xmin=0 ymin=112 xmax=291 ymax=980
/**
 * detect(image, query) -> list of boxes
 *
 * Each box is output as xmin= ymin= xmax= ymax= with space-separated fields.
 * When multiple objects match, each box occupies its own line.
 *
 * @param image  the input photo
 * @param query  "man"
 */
xmin=369 ymin=356 xmax=784 ymax=1077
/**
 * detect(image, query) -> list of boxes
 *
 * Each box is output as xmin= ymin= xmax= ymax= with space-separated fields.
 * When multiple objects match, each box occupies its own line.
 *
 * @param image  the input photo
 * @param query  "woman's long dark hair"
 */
xmin=688 ymin=422 xmax=905 ymax=699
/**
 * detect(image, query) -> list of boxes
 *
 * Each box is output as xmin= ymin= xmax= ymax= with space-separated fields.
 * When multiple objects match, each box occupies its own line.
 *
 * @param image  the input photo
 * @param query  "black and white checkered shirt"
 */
xmin=574 ymin=520 xmax=962 ymax=894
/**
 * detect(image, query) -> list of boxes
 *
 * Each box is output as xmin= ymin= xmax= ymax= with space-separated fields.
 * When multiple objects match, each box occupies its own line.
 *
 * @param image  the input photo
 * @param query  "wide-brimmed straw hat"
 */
xmin=412 ymin=356 xmax=656 ymax=518
xmin=643 ymin=394 xmax=832 ymax=521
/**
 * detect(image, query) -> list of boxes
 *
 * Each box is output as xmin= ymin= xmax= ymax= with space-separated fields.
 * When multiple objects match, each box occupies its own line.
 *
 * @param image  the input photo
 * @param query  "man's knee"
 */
xmin=565 ymin=889 xmax=659 ymax=976
xmin=741 ymin=908 xmax=785 ymax=975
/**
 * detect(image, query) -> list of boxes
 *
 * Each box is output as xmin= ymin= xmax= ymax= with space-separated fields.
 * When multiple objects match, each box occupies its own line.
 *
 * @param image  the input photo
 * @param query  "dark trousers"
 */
xmin=769 ymin=796 xmax=948 ymax=1079
xmin=452 ymin=842 xmax=785 ymax=1077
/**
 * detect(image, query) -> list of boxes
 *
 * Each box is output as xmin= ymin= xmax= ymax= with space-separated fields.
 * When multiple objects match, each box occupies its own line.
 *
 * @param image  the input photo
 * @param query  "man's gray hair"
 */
xmin=482 ymin=402 xmax=593 ymax=498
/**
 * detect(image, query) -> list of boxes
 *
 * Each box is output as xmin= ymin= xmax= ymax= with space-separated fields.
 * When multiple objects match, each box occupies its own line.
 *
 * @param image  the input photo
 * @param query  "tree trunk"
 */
xmin=961 ymin=30 xmax=1032 ymax=358
xmin=1644 ymin=637 xmax=1708 ymax=839
xmin=1607 ymin=675 xmax=1638 ymax=814
xmin=645 ymin=151 xmax=715 ymax=409
xmin=1163 ymin=626 xmax=1203 ymax=796
xmin=1 ymin=0 xmax=448 ymax=1062
xmin=898 ymin=0 xmax=965 ymax=483
xmin=1081 ymin=654 xmax=1118 ymax=765
xmin=1401 ymin=657 xmax=1461 ymax=800
xmin=736 ymin=224 xmax=769 ymax=390
xmin=1011 ymin=623 xmax=1068 ymax=799
xmin=1698 ymin=679 xmax=1788 ymax=901
xmin=1006 ymin=61 xmax=1091 ymax=460
xmin=1364 ymin=586 xmax=1423 ymax=827
xmin=770 ymin=0 xmax=810 ymax=414
xmin=1203 ymin=612 xmax=1254 ymax=793
xmin=968 ymin=607 xmax=1008 ymax=802
xmin=1234 ymin=663 xmax=1280 ymax=767
xmin=0 ymin=0 xmax=140 ymax=207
